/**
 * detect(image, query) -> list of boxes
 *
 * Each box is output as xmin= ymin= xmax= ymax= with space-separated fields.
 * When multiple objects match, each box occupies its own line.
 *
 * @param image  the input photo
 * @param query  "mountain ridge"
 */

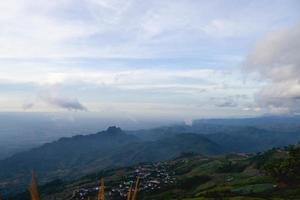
xmin=0 ymin=126 xmax=220 ymax=195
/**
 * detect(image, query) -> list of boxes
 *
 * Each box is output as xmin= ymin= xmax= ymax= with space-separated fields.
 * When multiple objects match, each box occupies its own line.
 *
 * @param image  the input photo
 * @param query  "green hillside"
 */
xmin=10 ymin=145 xmax=300 ymax=200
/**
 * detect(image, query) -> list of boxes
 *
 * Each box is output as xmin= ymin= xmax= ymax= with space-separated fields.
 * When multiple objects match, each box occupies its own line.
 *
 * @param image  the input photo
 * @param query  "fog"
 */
xmin=0 ymin=112 xmax=181 ymax=159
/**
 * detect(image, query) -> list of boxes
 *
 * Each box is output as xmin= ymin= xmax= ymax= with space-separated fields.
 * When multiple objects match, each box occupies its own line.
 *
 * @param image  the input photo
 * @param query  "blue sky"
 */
xmin=0 ymin=0 xmax=299 ymax=120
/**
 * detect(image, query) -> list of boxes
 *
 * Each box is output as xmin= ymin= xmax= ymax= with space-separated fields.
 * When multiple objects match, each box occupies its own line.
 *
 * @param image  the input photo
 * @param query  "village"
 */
xmin=72 ymin=162 xmax=176 ymax=200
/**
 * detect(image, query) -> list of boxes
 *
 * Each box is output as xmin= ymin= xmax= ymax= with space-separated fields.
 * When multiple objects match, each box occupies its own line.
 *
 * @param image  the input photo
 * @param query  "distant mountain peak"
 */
xmin=106 ymin=126 xmax=122 ymax=134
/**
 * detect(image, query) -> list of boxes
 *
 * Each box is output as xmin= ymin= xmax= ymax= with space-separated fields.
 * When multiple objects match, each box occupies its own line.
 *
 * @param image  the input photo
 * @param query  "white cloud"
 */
xmin=0 ymin=60 xmax=257 ymax=115
xmin=1 ymin=0 xmax=297 ymax=59
xmin=0 ymin=0 xmax=299 ymax=117
xmin=203 ymin=19 xmax=239 ymax=37
xmin=0 ymin=64 xmax=243 ymax=93
xmin=245 ymin=24 xmax=300 ymax=114
xmin=39 ymin=93 xmax=87 ymax=111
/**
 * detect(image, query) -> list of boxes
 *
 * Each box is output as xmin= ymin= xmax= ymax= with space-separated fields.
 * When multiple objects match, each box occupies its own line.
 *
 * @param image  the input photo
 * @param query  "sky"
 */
xmin=0 ymin=0 xmax=299 ymax=121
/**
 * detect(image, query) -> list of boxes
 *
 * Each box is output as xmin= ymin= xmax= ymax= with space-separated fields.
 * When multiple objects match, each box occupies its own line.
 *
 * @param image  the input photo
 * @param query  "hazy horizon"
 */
xmin=0 ymin=111 xmax=299 ymax=160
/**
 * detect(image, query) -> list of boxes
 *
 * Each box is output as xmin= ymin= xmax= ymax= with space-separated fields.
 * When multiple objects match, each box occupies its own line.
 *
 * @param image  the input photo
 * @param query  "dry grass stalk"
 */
xmin=29 ymin=171 xmax=40 ymax=200
xmin=127 ymin=183 xmax=133 ymax=200
xmin=97 ymin=178 xmax=105 ymax=200
xmin=131 ymin=177 xmax=140 ymax=200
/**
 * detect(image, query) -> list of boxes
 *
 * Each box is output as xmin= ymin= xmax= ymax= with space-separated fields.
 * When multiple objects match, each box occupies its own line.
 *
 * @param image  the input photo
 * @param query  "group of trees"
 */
xmin=264 ymin=145 xmax=300 ymax=186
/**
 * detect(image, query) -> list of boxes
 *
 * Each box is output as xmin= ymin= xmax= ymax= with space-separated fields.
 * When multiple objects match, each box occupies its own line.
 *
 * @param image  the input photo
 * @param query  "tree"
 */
xmin=264 ymin=146 xmax=300 ymax=186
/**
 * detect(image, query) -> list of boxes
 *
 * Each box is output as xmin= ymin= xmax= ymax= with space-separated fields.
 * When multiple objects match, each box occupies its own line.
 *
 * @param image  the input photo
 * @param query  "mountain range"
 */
xmin=1 ymin=116 xmax=300 ymax=196
xmin=0 ymin=126 xmax=221 ymax=195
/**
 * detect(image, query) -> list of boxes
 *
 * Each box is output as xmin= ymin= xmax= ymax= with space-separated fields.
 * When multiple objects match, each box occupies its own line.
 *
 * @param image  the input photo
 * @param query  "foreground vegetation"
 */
xmin=7 ymin=144 xmax=300 ymax=200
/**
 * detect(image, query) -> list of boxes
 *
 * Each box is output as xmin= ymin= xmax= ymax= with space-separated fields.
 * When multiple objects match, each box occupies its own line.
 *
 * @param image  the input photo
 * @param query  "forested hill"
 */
xmin=0 ymin=127 xmax=221 ymax=195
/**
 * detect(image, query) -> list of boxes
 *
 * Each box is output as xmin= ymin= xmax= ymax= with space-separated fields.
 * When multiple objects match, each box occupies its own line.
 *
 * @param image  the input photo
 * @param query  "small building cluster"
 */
xmin=72 ymin=162 xmax=176 ymax=200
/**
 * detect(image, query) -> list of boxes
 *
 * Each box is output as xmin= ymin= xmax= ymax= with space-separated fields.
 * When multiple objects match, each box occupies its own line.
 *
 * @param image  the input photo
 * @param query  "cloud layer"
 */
xmin=0 ymin=0 xmax=299 ymax=118
xmin=0 ymin=0 xmax=299 ymax=59
xmin=40 ymin=94 xmax=87 ymax=111
xmin=245 ymin=24 xmax=300 ymax=114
